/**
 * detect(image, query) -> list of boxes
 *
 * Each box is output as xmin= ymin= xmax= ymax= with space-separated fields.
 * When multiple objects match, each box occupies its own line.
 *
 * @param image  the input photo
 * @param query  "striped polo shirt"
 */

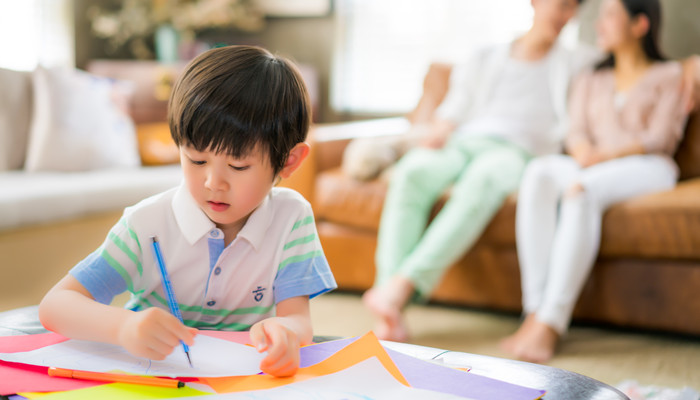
xmin=70 ymin=185 xmax=337 ymax=331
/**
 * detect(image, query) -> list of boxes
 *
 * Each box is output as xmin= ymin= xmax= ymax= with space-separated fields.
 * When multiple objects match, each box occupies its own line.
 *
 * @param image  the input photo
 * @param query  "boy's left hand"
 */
xmin=250 ymin=319 xmax=301 ymax=377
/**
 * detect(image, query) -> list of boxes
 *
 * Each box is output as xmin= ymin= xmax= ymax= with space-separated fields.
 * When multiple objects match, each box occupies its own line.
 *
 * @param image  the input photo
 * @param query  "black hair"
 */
xmin=168 ymin=45 xmax=311 ymax=175
xmin=595 ymin=0 xmax=665 ymax=70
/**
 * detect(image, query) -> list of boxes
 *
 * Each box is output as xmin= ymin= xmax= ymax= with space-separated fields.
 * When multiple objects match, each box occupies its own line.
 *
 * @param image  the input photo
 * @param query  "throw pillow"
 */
xmin=136 ymin=122 xmax=180 ymax=166
xmin=24 ymin=66 xmax=140 ymax=172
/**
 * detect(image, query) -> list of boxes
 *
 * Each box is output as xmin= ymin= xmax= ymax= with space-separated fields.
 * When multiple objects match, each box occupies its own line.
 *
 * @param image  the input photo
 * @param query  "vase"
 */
xmin=154 ymin=24 xmax=179 ymax=64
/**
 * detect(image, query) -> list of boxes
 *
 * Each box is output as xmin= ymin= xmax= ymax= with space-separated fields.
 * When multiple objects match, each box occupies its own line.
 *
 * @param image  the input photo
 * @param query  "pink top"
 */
xmin=565 ymin=61 xmax=687 ymax=157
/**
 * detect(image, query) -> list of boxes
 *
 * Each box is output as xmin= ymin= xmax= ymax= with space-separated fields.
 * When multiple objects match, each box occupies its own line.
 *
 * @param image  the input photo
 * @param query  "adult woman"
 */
xmin=503 ymin=0 xmax=688 ymax=363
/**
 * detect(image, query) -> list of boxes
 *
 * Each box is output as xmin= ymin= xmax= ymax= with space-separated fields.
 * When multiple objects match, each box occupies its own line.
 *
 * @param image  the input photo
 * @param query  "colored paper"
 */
xmin=0 ymin=331 xmax=248 ymax=395
xmin=21 ymin=382 xmax=208 ymax=400
xmin=0 ymin=335 xmax=263 ymax=378
xmin=170 ymin=357 xmax=467 ymax=400
xmin=298 ymin=336 xmax=546 ymax=400
xmin=201 ymin=331 xmax=407 ymax=393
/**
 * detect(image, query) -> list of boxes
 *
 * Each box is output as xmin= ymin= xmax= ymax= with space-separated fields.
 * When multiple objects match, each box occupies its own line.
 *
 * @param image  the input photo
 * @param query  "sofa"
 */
xmin=300 ymin=63 xmax=700 ymax=336
xmin=0 ymin=64 xmax=184 ymax=311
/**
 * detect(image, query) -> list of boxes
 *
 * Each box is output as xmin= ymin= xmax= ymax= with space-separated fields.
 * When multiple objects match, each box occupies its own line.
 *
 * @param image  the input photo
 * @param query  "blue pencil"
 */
xmin=151 ymin=236 xmax=193 ymax=367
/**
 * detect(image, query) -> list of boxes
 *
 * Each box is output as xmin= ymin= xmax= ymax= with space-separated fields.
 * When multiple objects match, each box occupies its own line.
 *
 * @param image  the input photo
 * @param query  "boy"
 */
xmin=39 ymin=45 xmax=337 ymax=378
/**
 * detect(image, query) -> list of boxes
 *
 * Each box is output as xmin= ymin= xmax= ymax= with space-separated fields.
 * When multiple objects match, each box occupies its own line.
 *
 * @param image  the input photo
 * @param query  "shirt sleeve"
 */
xmin=70 ymin=215 xmax=144 ymax=305
xmin=273 ymin=203 xmax=337 ymax=304
xmin=634 ymin=63 xmax=687 ymax=155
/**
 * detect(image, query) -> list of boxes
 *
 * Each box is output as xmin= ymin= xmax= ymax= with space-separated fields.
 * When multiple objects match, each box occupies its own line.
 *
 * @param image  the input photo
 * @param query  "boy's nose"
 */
xmin=205 ymin=171 xmax=229 ymax=191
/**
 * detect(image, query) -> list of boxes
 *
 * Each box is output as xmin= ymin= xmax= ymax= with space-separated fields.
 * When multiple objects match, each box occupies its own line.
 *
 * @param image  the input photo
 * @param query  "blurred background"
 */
xmin=0 ymin=0 xmax=698 ymax=123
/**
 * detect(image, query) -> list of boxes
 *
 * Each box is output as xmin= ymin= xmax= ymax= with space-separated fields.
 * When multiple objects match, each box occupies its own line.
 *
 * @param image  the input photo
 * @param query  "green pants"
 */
xmin=375 ymin=136 xmax=531 ymax=297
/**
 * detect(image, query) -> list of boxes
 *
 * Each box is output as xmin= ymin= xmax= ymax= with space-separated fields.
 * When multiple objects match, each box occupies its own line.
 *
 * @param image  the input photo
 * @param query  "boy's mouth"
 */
xmin=207 ymin=201 xmax=230 ymax=212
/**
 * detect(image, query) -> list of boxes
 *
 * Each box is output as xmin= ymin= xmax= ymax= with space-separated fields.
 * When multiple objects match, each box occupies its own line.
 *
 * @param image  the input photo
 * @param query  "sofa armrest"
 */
xmin=312 ymin=117 xmax=411 ymax=171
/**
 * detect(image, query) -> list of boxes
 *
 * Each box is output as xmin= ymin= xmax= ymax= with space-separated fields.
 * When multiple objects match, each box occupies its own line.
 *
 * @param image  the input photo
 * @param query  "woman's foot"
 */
xmin=362 ymin=277 xmax=414 ymax=342
xmin=501 ymin=314 xmax=560 ymax=363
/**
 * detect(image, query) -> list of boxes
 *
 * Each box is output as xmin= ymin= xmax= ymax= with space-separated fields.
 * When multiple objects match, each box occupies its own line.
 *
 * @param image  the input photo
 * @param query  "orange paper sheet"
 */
xmin=201 ymin=331 xmax=408 ymax=393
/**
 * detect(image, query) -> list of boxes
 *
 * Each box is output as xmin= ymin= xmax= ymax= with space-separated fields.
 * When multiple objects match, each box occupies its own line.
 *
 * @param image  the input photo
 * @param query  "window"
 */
xmin=332 ymin=0 xmax=578 ymax=115
xmin=0 ymin=0 xmax=74 ymax=71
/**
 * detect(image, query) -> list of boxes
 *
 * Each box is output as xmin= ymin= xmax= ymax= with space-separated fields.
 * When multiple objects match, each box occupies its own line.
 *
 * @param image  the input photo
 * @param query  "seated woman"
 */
xmin=502 ymin=0 xmax=689 ymax=363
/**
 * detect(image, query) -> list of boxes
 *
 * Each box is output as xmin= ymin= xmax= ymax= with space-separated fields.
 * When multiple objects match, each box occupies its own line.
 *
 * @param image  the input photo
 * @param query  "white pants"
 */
xmin=516 ymin=154 xmax=678 ymax=334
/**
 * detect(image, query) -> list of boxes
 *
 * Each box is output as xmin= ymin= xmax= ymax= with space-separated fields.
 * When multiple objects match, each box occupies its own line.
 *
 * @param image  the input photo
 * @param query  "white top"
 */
xmin=437 ymin=41 xmax=601 ymax=156
xmin=455 ymin=55 xmax=557 ymax=154
xmin=71 ymin=185 xmax=337 ymax=330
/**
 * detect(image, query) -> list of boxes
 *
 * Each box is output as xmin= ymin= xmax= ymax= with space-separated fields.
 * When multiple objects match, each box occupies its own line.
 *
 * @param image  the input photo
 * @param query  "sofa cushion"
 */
xmin=0 ymin=165 xmax=182 ymax=231
xmin=25 ymin=66 xmax=140 ymax=172
xmin=315 ymin=168 xmax=387 ymax=231
xmin=0 ymin=68 xmax=32 ymax=171
xmin=315 ymin=168 xmax=700 ymax=260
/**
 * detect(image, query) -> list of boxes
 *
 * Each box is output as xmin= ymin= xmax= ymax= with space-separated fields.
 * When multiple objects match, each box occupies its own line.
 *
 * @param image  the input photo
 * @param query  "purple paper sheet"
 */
xmin=300 ymin=337 xmax=545 ymax=400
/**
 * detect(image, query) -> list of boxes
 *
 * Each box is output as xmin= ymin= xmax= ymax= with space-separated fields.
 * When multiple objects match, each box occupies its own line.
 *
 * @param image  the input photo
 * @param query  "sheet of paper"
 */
xmin=174 ymin=357 xmax=469 ymax=400
xmin=202 ymin=331 xmax=407 ymax=393
xmin=21 ymin=382 xmax=209 ymax=400
xmin=0 ymin=333 xmax=99 ymax=395
xmin=0 ymin=334 xmax=264 ymax=378
xmin=0 ymin=331 xmax=248 ymax=395
xmin=297 ymin=336 xmax=546 ymax=400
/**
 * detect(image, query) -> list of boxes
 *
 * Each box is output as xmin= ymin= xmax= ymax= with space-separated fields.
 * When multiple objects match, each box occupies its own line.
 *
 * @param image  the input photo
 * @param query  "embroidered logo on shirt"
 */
xmin=252 ymin=286 xmax=266 ymax=302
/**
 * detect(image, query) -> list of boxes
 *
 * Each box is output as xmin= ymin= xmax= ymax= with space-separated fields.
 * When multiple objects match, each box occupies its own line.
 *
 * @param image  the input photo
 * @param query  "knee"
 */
xmin=564 ymin=183 xmax=585 ymax=199
xmin=392 ymin=149 xmax=434 ymax=185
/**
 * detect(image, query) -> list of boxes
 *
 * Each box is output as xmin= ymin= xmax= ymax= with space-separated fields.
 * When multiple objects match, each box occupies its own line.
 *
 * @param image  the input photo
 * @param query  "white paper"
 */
xmin=170 ymin=357 xmax=472 ymax=400
xmin=0 ymin=335 xmax=264 ymax=378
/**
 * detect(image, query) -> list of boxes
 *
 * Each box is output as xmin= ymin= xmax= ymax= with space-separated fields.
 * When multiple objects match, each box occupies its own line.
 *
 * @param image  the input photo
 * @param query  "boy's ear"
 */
xmin=279 ymin=142 xmax=310 ymax=179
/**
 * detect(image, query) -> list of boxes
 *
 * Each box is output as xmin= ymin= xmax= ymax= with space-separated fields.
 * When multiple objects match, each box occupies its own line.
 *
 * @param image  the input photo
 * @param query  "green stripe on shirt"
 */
xmin=291 ymin=216 xmax=314 ymax=232
xmin=150 ymin=292 xmax=274 ymax=316
xmin=283 ymin=233 xmax=316 ymax=250
xmin=108 ymin=231 xmax=142 ymax=277
xmin=186 ymin=320 xmax=253 ymax=331
xmin=101 ymin=248 xmax=134 ymax=293
xmin=278 ymin=250 xmax=324 ymax=271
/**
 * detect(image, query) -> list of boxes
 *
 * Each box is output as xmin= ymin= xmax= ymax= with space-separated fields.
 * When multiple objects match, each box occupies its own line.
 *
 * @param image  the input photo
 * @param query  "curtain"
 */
xmin=0 ymin=0 xmax=75 ymax=71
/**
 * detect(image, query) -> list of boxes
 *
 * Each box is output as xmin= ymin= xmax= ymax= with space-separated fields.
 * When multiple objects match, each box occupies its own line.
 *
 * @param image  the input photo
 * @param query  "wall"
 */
xmin=579 ymin=0 xmax=700 ymax=58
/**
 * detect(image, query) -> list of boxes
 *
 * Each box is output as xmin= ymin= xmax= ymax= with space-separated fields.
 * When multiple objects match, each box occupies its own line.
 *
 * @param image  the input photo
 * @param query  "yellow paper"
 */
xmin=202 ymin=331 xmax=408 ymax=393
xmin=19 ymin=382 xmax=208 ymax=400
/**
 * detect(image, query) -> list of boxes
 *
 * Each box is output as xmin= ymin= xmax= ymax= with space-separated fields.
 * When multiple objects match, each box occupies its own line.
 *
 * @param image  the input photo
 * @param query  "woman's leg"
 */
xmin=515 ymin=155 xmax=580 ymax=316
xmin=511 ymin=155 xmax=678 ymax=362
xmin=502 ymin=155 xmax=579 ymax=361
xmin=366 ymin=145 xmax=468 ymax=341
xmin=538 ymin=155 xmax=678 ymax=334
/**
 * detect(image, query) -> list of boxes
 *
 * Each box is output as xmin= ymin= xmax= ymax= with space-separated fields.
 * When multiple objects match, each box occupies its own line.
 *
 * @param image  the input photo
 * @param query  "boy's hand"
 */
xmin=250 ymin=319 xmax=301 ymax=377
xmin=117 ymin=307 xmax=197 ymax=361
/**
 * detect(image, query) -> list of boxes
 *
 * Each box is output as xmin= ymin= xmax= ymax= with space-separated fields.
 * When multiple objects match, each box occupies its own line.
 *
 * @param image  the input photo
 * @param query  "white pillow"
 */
xmin=24 ymin=66 xmax=140 ymax=172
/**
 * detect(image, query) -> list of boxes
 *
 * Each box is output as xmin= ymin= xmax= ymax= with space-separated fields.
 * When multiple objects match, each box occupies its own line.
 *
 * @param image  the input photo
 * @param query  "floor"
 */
xmin=310 ymin=292 xmax=700 ymax=391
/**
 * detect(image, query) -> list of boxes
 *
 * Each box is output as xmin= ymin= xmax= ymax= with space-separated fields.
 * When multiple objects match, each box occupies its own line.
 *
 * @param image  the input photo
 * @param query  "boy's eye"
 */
xmin=230 ymin=165 xmax=250 ymax=171
xmin=190 ymin=159 xmax=206 ymax=165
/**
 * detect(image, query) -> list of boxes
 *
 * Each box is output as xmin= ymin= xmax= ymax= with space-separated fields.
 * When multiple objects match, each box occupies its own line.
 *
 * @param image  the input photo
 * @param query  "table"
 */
xmin=0 ymin=306 xmax=629 ymax=399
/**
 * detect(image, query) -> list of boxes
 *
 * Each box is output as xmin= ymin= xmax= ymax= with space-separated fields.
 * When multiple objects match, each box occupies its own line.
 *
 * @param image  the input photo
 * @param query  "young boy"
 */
xmin=39 ymin=45 xmax=337 ymax=378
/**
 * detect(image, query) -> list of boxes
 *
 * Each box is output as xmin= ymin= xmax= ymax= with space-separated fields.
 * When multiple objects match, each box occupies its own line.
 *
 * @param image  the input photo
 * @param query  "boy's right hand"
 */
xmin=117 ymin=307 xmax=197 ymax=360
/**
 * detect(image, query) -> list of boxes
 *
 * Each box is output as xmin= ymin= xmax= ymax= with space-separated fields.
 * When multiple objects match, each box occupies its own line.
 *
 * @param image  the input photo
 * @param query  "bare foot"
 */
xmin=501 ymin=314 xmax=559 ymax=364
xmin=362 ymin=278 xmax=413 ymax=342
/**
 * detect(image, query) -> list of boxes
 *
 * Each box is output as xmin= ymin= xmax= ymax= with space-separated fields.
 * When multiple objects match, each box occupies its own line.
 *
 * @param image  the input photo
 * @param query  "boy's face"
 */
xmin=180 ymin=145 xmax=276 ymax=234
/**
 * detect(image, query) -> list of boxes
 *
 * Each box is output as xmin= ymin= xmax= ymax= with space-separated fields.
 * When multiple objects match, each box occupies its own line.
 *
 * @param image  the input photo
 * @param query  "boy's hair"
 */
xmin=169 ymin=45 xmax=311 ymax=175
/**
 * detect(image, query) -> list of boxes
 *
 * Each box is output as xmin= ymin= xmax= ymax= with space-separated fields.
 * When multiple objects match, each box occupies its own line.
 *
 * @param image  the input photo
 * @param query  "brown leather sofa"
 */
xmin=294 ymin=64 xmax=700 ymax=336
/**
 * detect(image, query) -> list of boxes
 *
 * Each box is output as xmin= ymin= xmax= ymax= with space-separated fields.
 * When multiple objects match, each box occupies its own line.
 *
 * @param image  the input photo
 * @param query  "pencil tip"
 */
xmin=186 ymin=352 xmax=193 ymax=368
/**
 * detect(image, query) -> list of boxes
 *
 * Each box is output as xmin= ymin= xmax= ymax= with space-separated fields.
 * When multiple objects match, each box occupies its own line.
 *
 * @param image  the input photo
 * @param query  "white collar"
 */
xmin=171 ymin=184 xmax=273 ymax=250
